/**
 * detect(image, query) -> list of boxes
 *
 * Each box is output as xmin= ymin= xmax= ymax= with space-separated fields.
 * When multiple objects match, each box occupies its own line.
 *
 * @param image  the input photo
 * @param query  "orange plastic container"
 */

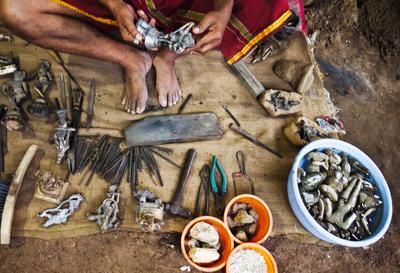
xmin=223 ymin=194 xmax=273 ymax=244
xmin=181 ymin=216 xmax=235 ymax=272
xmin=226 ymin=243 xmax=278 ymax=273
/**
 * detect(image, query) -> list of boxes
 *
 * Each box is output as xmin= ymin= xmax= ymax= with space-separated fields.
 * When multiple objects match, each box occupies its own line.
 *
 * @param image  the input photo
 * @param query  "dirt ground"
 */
xmin=0 ymin=0 xmax=399 ymax=272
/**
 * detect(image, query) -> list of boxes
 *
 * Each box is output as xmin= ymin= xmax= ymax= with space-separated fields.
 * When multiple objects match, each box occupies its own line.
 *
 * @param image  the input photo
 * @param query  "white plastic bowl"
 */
xmin=287 ymin=139 xmax=393 ymax=247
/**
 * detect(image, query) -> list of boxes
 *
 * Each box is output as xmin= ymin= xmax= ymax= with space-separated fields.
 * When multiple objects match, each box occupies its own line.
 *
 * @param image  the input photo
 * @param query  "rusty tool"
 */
xmin=232 ymin=151 xmax=255 ymax=195
xmin=0 ymin=105 xmax=7 ymax=173
xmin=149 ymin=147 xmax=181 ymax=169
xmin=165 ymin=149 xmax=196 ymax=218
xmin=223 ymin=105 xmax=241 ymax=127
xmin=86 ymin=79 xmax=96 ymax=129
xmin=177 ymin=93 xmax=192 ymax=114
xmin=67 ymin=75 xmax=74 ymax=122
xmin=140 ymin=146 xmax=163 ymax=187
xmin=70 ymin=87 xmax=84 ymax=148
xmin=229 ymin=123 xmax=283 ymax=159
xmin=195 ymin=164 xmax=210 ymax=217
xmin=210 ymin=155 xmax=227 ymax=217
xmin=47 ymin=50 xmax=84 ymax=93
xmin=59 ymin=72 xmax=67 ymax=110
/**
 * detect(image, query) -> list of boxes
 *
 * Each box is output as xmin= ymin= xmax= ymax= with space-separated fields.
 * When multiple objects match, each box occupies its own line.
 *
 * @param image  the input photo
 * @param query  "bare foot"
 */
xmin=153 ymin=53 xmax=182 ymax=107
xmin=121 ymin=50 xmax=152 ymax=114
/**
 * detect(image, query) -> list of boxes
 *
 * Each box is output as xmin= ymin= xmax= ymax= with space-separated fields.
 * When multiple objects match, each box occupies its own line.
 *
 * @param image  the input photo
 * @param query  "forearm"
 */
xmin=215 ymin=0 xmax=234 ymax=20
xmin=99 ymin=0 xmax=125 ymax=13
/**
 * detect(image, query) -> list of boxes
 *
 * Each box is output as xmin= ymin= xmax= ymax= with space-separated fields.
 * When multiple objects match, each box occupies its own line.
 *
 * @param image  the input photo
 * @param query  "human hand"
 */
xmin=189 ymin=7 xmax=231 ymax=54
xmin=100 ymin=0 xmax=155 ymax=43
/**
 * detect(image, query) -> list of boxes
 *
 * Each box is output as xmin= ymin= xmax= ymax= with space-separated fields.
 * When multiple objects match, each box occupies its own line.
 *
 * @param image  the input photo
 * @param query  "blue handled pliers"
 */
xmin=210 ymin=155 xmax=227 ymax=216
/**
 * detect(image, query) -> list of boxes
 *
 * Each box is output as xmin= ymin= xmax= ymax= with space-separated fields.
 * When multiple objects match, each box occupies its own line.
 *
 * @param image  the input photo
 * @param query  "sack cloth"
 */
xmin=0 ymin=30 xmax=335 ymax=244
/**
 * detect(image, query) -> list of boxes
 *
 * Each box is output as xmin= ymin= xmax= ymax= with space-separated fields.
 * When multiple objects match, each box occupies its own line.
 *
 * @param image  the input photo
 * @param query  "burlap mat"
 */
xmin=0 ymin=29 xmax=335 ymax=244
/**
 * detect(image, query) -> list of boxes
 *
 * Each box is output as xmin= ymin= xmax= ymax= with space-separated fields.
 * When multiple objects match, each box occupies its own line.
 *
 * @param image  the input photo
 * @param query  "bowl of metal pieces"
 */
xmin=224 ymin=194 xmax=273 ymax=244
xmin=288 ymin=139 xmax=392 ymax=247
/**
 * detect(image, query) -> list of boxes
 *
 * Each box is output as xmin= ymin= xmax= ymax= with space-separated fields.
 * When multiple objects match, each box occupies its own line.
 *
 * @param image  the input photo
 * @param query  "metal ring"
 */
xmin=133 ymin=39 xmax=139 ymax=45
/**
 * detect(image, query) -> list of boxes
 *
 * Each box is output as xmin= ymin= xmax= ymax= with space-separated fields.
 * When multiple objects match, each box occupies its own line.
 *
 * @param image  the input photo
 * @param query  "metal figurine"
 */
xmin=87 ymin=185 xmax=121 ymax=233
xmin=135 ymin=19 xmax=195 ymax=53
xmin=135 ymin=190 xmax=164 ymax=231
xmin=3 ymin=107 xmax=26 ymax=131
xmin=37 ymin=193 xmax=84 ymax=227
xmin=25 ymin=61 xmax=55 ymax=118
xmin=267 ymin=90 xmax=301 ymax=111
xmin=1 ymin=71 xmax=29 ymax=106
xmin=0 ymin=54 xmax=17 ymax=76
xmin=0 ymin=32 xmax=13 ymax=42
xmin=27 ymin=98 xmax=52 ymax=118
xmin=29 ymin=60 xmax=54 ymax=95
xmin=53 ymin=108 xmax=75 ymax=164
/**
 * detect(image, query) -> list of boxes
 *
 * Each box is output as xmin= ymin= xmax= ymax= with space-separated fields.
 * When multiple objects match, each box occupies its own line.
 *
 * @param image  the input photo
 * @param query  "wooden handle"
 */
xmin=1 ymin=144 xmax=38 ymax=245
xmin=172 ymin=149 xmax=196 ymax=206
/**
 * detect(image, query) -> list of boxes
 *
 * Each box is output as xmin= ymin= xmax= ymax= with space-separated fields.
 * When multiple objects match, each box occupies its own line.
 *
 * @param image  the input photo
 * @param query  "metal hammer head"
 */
xmin=165 ymin=203 xmax=192 ymax=219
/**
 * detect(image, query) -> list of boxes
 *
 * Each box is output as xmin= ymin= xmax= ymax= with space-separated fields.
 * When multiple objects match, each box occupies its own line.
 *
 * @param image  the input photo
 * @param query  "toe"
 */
xmin=136 ymin=96 xmax=147 ymax=114
xmin=177 ymin=85 xmax=182 ymax=97
xmin=122 ymin=95 xmax=127 ymax=106
xmin=174 ymin=90 xmax=180 ymax=104
xmin=158 ymin=94 xmax=168 ymax=107
xmin=125 ymin=97 xmax=131 ymax=111
xmin=168 ymin=91 xmax=174 ymax=107
xmin=172 ymin=91 xmax=177 ymax=105
xmin=130 ymin=99 xmax=137 ymax=114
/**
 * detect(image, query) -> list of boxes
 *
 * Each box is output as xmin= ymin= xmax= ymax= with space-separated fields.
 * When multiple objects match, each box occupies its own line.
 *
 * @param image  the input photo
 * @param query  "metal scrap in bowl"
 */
xmin=287 ymin=139 xmax=393 ymax=247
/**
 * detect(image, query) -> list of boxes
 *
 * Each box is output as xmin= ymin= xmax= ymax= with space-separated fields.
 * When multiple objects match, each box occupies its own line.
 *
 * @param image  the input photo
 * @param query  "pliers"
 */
xmin=210 ymin=155 xmax=227 ymax=216
xmin=195 ymin=164 xmax=210 ymax=217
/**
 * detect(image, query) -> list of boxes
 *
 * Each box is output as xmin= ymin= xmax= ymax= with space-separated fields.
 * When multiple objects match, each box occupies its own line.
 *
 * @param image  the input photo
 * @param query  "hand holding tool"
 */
xmin=210 ymin=155 xmax=227 ymax=216
xmin=165 ymin=149 xmax=196 ymax=218
xmin=232 ymin=151 xmax=255 ymax=195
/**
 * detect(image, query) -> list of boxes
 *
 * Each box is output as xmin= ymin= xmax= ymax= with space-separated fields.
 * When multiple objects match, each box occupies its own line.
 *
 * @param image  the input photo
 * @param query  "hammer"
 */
xmin=165 ymin=149 xmax=196 ymax=218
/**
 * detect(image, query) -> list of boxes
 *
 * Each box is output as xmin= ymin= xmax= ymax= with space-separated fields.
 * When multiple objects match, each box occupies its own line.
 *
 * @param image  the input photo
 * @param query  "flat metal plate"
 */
xmin=124 ymin=112 xmax=224 ymax=147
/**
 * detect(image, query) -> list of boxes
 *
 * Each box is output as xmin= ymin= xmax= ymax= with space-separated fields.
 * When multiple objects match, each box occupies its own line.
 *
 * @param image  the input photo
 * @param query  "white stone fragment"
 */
xmin=188 ymin=247 xmax=220 ymax=264
xmin=180 ymin=265 xmax=191 ymax=272
xmin=189 ymin=221 xmax=220 ymax=247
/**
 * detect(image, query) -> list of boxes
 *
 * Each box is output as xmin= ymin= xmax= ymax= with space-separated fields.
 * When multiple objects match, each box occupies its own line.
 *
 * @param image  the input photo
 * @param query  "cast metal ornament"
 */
xmin=135 ymin=19 xmax=195 ymax=54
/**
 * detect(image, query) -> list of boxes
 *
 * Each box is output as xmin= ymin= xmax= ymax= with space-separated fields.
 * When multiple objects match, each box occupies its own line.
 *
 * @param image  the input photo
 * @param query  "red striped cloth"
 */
xmin=51 ymin=0 xmax=306 ymax=64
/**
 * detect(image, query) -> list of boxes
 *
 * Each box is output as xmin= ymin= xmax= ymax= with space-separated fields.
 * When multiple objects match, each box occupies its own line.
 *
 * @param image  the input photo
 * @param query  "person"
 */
xmin=0 ymin=0 xmax=306 ymax=114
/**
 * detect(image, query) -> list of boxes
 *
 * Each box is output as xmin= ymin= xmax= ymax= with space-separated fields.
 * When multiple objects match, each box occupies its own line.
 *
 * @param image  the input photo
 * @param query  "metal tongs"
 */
xmin=232 ymin=151 xmax=255 ymax=195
